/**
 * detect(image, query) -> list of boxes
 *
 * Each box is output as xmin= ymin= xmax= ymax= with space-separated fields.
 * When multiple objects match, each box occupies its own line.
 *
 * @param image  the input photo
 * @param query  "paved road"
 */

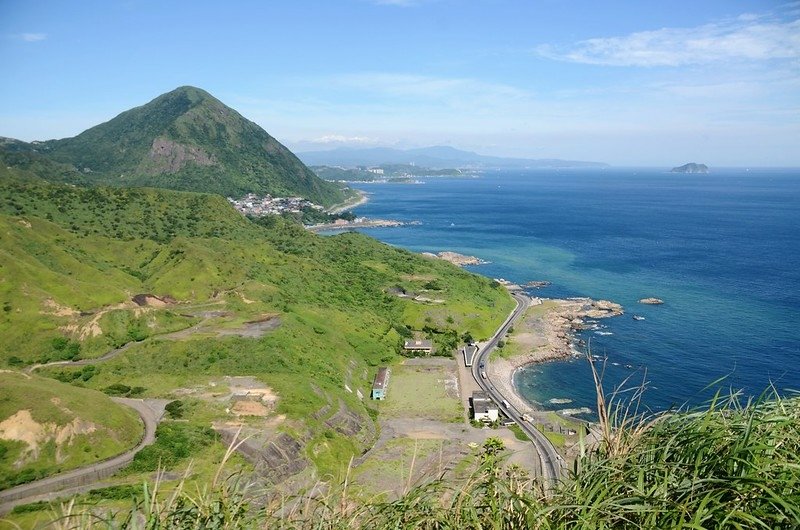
xmin=471 ymin=291 xmax=564 ymax=487
xmin=0 ymin=399 xmax=166 ymax=515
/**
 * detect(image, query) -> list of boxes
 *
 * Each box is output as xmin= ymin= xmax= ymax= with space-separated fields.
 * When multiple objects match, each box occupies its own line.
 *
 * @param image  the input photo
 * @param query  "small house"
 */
xmin=371 ymin=367 xmax=390 ymax=400
xmin=471 ymin=391 xmax=499 ymax=422
xmin=403 ymin=339 xmax=433 ymax=354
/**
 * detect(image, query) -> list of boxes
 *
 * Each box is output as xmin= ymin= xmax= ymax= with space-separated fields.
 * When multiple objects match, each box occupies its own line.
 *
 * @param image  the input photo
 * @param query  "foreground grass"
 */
xmin=10 ymin=391 xmax=798 ymax=529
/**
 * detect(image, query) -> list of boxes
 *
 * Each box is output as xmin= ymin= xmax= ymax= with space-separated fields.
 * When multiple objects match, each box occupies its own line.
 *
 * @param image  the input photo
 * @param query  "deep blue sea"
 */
xmin=341 ymin=169 xmax=800 ymax=416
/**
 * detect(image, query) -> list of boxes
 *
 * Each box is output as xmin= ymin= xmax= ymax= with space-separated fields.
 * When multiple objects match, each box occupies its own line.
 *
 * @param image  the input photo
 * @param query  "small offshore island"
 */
xmin=671 ymin=162 xmax=709 ymax=173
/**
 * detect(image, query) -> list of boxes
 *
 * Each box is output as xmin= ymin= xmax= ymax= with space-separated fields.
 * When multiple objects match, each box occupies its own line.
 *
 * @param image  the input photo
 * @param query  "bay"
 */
xmin=339 ymin=168 xmax=800 ymax=416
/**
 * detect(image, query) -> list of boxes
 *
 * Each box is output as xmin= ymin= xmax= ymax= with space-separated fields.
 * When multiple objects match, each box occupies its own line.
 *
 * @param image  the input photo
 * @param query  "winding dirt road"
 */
xmin=0 ymin=398 xmax=168 ymax=515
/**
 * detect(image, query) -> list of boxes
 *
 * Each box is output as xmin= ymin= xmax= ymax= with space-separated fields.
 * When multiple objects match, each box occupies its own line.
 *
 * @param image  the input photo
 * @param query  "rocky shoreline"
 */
xmin=487 ymin=296 xmax=623 ymax=415
xmin=424 ymin=251 xmax=488 ymax=266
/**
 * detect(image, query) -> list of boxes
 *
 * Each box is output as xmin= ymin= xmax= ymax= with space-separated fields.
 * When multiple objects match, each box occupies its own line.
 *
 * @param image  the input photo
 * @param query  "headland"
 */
xmin=487 ymin=296 xmax=623 ymax=416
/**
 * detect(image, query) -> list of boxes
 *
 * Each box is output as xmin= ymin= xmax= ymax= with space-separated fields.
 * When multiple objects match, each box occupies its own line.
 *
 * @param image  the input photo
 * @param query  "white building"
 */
xmin=472 ymin=391 xmax=499 ymax=422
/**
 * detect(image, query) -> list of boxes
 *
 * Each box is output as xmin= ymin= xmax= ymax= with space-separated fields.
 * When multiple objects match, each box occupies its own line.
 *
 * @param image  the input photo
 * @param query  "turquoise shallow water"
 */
xmin=340 ymin=169 xmax=800 ymax=417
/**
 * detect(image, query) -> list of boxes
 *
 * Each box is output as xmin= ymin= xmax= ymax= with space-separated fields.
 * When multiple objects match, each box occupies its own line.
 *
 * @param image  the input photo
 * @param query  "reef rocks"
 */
xmin=431 ymin=251 xmax=488 ymax=266
xmin=638 ymin=297 xmax=664 ymax=305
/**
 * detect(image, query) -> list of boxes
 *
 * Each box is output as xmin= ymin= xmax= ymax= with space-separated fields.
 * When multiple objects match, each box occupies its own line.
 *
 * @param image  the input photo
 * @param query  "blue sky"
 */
xmin=1 ymin=0 xmax=798 ymax=166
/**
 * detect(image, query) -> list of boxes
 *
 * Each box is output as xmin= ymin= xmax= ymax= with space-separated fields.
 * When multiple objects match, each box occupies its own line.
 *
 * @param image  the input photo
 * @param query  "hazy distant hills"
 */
xmin=297 ymin=145 xmax=608 ymax=169
xmin=1 ymin=87 xmax=349 ymax=206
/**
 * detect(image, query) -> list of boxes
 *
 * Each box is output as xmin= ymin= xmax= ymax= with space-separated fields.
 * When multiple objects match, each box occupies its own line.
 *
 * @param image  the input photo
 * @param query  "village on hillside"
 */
xmin=227 ymin=193 xmax=324 ymax=216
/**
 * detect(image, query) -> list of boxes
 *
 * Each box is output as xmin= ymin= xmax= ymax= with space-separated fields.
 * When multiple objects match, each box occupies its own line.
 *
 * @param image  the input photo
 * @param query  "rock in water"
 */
xmin=638 ymin=297 xmax=664 ymax=305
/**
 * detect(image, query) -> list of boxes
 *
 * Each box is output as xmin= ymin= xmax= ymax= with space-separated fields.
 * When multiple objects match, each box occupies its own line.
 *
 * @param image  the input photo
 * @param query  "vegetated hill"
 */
xmin=0 ymin=372 xmax=143 ymax=490
xmin=298 ymin=145 xmax=609 ymax=169
xmin=0 ymin=138 xmax=88 ymax=187
xmin=2 ymin=87 xmax=350 ymax=206
xmin=0 ymin=170 xmax=513 ymax=489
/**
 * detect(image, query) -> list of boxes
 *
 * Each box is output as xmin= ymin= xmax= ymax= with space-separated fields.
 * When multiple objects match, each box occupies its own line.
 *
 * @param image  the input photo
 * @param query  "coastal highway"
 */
xmin=0 ymin=398 xmax=165 ymax=515
xmin=472 ymin=291 xmax=564 ymax=487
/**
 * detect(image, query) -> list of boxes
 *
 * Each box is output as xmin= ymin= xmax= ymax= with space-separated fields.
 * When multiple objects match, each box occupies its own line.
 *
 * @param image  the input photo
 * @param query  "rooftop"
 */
xmin=404 ymin=339 xmax=433 ymax=349
xmin=373 ymin=367 xmax=389 ymax=389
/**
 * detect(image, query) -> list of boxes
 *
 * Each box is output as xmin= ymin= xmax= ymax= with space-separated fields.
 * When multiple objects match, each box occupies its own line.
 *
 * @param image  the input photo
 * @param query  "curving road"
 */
xmin=0 ymin=398 xmax=165 ymax=515
xmin=471 ymin=291 xmax=564 ymax=487
xmin=3 ymin=312 xmax=216 ymax=513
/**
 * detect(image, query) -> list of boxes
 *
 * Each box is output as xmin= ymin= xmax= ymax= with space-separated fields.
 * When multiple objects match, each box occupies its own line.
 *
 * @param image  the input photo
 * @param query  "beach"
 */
xmin=487 ymin=297 xmax=623 ymax=415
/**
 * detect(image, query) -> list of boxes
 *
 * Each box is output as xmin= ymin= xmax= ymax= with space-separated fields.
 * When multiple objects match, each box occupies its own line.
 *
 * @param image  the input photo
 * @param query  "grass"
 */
xmin=507 ymin=424 xmax=529 ymax=442
xmin=0 ymin=372 xmax=143 ymax=490
xmin=377 ymin=363 xmax=463 ymax=423
xmin=352 ymin=438 xmax=444 ymax=498
xmin=539 ymin=429 xmax=566 ymax=447
xmin=5 ymin=376 xmax=800 ymax=529
xmin=495 ymin=300 xmax=559 ymax=360
xmin=0 ymin=173 xmax=514 ymax=495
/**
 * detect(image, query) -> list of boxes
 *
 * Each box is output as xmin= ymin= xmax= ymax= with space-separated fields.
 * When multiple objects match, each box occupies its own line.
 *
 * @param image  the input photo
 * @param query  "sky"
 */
xmin=1 ymin=0 xmax=798 ymax=166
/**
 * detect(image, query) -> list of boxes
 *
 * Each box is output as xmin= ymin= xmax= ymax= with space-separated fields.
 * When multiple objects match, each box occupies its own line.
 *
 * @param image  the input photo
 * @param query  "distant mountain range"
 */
xmin=297 ymin=146 xmax=608 ymax=169
xmin=0 ymin=87 xmax=349 ymax=206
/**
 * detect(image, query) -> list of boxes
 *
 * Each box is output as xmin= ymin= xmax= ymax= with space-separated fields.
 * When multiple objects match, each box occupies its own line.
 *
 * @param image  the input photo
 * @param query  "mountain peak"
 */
xmin=19 ymin=87 xmax=348 ymax=205
xmin=158 ymin=85 xmax=217 ymax=106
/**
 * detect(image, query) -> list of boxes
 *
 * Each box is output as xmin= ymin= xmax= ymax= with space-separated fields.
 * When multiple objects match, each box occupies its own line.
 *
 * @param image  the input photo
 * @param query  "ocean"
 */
xmin=340 ymin=169 xmax=800 ymax=417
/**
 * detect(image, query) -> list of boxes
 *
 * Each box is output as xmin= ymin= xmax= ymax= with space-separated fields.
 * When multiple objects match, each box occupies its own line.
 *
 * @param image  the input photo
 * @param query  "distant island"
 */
xmin=671 ymin=163 xmax=709 ymax=174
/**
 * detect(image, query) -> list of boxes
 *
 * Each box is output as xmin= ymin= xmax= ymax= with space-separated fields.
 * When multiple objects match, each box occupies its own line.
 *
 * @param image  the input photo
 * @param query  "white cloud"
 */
xmin=19 ymin=33 xmax=47 ymax=42
xmin=537 ymin=16 xmax=800 ymax=67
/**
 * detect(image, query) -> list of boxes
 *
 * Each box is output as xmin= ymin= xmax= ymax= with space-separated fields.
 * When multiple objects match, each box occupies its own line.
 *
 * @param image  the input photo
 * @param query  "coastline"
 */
xmin=327 ymin=189 xmax=369 ymax=214
xmin=307 ymin=219 xmax=418 ymax=232
xmin=487 ymin=297 xmax=623 ymax=415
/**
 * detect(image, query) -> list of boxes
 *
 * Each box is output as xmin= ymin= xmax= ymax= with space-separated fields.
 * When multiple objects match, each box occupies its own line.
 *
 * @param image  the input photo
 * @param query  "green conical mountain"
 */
xmin=19 ymin=86 xmax=349 ymax=206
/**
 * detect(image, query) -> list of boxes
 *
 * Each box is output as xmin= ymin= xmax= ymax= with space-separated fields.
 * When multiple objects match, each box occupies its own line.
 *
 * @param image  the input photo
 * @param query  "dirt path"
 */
xmin=27 ymin=310 xmax=280 ymax=374
xmin=0 ymin=398 xmax=168 ymax=515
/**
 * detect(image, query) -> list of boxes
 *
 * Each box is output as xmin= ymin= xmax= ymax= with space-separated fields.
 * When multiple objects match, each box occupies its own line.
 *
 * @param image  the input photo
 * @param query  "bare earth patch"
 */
xmin=216 ymin=314 xmax=281 ymax=338
xmin=0 ymin=410 xmax=98 ymax=464
xmin=41 ymin=299 xmax=80 ymax=318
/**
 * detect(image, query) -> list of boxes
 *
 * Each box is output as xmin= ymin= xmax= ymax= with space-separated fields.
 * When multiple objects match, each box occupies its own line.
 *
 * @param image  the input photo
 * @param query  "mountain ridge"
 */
xmin=297 ymin=145 xmax=609 ymax=169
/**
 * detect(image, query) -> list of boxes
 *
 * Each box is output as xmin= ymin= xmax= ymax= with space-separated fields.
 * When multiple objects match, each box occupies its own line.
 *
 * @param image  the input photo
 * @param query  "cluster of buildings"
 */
xmin=371 ymin=340 xmax=506 ymax=425
xmin=227 ymin=193 xmax=323 ymax=216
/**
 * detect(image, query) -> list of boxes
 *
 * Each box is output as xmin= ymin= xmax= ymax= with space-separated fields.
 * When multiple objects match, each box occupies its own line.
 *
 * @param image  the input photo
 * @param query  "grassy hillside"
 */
xmin=0 ymin=170 xmax=513 ymax=491
xmin=0 ymin=372 xmax=143 ymax=490
xmin=9 ymin=391 xmax=798 ymax=528
xmin=2 ymin=87 xmax=350 ymax=207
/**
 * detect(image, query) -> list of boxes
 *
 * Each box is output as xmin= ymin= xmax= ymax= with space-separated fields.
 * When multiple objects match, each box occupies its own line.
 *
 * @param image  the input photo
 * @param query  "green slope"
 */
xmin=0 ymin=372 xmax=143 ymax=490
xmin=3 ymin=87 xmax=350 ymax=206
xmin=0 ymin=170 xmax=513 ymax=485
